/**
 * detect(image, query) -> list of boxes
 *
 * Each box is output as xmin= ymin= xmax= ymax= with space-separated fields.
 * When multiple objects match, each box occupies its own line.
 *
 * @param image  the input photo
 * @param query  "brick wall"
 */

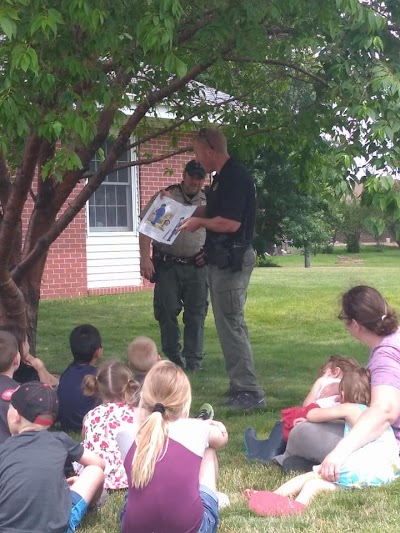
xmin=24 ymin=132 xmax=196 ymax=300
xmin=139 ymin=133 xmax=195 ymax=209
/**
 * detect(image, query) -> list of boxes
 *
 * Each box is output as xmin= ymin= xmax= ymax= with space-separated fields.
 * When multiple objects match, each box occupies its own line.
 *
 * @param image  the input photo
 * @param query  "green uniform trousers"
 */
xmin=208 ymin=247 xmax=263 ymax=395
xmin=154 ymin=262 xmax=208 ymax=366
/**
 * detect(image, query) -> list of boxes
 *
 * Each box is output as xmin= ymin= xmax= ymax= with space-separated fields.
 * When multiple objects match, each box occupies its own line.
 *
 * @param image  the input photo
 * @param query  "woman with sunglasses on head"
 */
xmin=274 ymin=285 xmax=400 ymax=477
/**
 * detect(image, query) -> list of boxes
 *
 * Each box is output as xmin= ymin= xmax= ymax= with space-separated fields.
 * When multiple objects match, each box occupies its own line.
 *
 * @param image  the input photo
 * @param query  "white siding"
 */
xmin=86 ymin=233 xmax=142 ymax=289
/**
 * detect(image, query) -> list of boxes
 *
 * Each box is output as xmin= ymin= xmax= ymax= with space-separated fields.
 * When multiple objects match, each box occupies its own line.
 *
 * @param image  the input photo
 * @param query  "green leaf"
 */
xmin=0 ymin=16 xmax=17 ymax=39
xmin=175 ymin=57 xmax=187 ymax=78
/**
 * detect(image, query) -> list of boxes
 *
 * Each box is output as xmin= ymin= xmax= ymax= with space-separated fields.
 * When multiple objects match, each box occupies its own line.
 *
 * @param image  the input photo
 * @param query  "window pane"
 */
xmin=95 ymin=206 xmax=106 ymax=228
xmin=105 ymin=185 xmax=116 ymax=205
xmin=116 ymin=186 xmax=126 ymax=205
xmin=93 ymin=187 xmax=106 ymax=206
xmin=106 ymin=206 xmax=117 ymax=227
xmin=117 ymin=206 xmax=128 ymax=227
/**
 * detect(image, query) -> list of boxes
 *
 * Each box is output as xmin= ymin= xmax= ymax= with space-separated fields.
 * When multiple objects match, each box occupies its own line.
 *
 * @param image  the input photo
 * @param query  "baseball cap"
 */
xmin=184 ymin=160 xmax=206 ymax=178
xmin=10 ymin=381 xmax=59 ymax=426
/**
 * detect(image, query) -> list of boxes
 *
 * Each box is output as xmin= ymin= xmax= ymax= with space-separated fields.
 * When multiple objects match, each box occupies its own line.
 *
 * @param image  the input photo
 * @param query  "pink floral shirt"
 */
xmin=77 ymin=402 xmax=135 ymax=489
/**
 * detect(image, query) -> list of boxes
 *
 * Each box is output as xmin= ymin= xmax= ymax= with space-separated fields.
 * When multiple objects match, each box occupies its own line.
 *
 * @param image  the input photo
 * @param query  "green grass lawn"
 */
xmin=36 ymin=245 xmax=400 ymax=532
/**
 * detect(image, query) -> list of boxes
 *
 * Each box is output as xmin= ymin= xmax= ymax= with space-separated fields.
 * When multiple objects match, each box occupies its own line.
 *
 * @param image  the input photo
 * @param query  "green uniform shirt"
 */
xmin=141 ymin=183 xmax=206 ymax=258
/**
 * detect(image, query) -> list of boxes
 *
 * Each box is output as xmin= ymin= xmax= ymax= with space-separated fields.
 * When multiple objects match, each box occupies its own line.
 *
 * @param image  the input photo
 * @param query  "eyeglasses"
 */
xmin=337 ymin=312 xmax=349 ymax=321
xmin=198 ymin=128 xmax=214 ymax=150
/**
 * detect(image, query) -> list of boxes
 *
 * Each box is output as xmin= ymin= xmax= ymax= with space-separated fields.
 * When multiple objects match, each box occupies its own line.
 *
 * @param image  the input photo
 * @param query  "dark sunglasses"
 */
xmin=198 ymin=129 xmax=214 ymax=150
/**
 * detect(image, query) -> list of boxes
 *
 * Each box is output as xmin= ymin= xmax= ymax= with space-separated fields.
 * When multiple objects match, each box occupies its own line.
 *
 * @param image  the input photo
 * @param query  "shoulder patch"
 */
xmin=1 ymin=388 xmax=16 ymax=401
xmin=165 ymin=183 xmax=180 ymax=191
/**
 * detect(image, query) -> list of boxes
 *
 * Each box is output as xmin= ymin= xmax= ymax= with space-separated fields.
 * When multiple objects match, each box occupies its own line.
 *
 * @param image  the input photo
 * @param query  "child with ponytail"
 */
xmin=118 ymin=360 xmax=228 ymax=533
xmin=75 ymin=359 xmax=139 ymax=490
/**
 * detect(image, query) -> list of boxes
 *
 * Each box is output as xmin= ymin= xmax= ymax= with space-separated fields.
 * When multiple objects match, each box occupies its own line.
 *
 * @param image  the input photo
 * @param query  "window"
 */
xmin=88 ymin=142 xmax=136 ymax=232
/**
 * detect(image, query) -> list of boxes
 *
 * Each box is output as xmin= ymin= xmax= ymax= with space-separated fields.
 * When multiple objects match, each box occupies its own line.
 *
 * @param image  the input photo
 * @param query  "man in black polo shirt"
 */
xmin=180 ymin=128 xmax=265 ymax=410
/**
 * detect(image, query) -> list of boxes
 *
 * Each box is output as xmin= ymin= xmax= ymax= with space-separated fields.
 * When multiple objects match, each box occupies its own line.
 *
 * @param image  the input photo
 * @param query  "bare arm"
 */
xmin=207 ymin=420 xmax=228 ymax=450
xmin=139 ymin=233 xmax=155 ymax=280
xmin=78 ymin=449 xmax=106 ymax=470
xmin=307 ymin=403 xmax=363 ymax=427
xmin=24 ymin=354 xmax=59 ymax=387
xmin=319 ymin=384 xmax=400 ymax=481
xmin=180 ymin=215 xmax=240 ymax=234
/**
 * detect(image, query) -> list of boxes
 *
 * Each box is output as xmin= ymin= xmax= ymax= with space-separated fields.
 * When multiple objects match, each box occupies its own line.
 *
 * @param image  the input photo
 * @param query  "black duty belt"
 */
xmin=153 ymin=251 xmax=195 ymax=266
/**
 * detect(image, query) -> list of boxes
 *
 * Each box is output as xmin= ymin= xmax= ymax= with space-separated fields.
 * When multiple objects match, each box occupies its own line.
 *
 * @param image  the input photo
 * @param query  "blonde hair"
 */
xmin=319 ymin=354 xmax=360 ymax=377
xmin=127 ymin=336 xmax=158 ymax=374
xmin=339 ymin=367 xmax=371 ymax=406
xmin=194 ymin=128 xmax=228 ymax=152
xmin=82 ymin=359 xmax=139 ymax=407
xmin=131 ymin=361 xmax=191 ymax=489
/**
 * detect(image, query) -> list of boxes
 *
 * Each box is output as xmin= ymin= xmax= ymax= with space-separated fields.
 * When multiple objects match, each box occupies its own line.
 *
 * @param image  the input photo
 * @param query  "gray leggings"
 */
xmin=274 ymin=421 xmax=344 ymax=465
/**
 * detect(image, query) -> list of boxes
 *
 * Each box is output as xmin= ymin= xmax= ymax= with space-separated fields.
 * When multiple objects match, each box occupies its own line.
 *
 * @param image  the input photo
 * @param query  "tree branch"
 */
xmin=0 ymin=151 xmax=11 ymax=208
xmin=0 ymin=134 xmax=42 ymax=277
xmin=223 ymin=55 xmax=329 ymax=86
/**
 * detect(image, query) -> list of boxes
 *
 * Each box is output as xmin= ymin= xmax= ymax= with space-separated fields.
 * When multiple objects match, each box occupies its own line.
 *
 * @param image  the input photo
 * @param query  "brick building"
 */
xmin=33 ymin=133 xmax=204 ymax=300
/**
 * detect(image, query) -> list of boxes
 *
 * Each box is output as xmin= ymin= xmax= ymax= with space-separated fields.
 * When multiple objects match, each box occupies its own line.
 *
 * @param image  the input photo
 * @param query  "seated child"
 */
xmin=244 ymin=355 xmax=360 ymax=461
xmin=0 ymin=331 xmax=20 ymax=443
xmin=264 ymin=368 xmax=400 ymax=512
xmin=127 ymin=336 xmax=160 ymax=385
xmin=58 ymin=324 xmax=102 ymax=432
xmin=0 ymin=381 xmax=105 ymax=533
xmin=0 ymin=324 xmax=58 ymax=387
xmin=75 ymin=359 xmax=139 ymax=490
xmin=117 ymin=361 xmax=228 ymax=533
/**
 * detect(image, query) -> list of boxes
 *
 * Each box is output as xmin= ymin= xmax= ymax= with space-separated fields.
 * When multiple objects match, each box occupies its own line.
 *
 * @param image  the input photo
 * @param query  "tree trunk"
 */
xmin=304 ymin=247 xmax=311 ymax=268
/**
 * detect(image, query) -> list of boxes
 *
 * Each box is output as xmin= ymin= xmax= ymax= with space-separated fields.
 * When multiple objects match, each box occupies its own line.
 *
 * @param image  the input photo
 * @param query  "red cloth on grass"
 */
xmin=281 ymin=403 xmax=319 ymax=442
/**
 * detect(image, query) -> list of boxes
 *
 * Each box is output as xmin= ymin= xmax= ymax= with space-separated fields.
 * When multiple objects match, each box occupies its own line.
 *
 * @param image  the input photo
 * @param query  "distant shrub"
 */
xmin=256 ymin=255 xmax=281 ymax=267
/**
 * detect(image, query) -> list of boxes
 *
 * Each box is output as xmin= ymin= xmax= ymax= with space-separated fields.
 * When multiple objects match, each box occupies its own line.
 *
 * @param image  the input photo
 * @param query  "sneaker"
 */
xmin=196 ymin=403 xmax=214 ymax=420
xmin=216 ymin=491 xmax=230 ymax=509
xmin=224 ymin=391 xmax=266 ymax=411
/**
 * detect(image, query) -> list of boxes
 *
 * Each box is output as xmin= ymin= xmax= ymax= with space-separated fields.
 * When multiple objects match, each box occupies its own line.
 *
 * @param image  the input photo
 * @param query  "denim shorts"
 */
xmin=198 ymin=485 xmax=219 ymax=533
xmin=66 ymin=490 xmax=88 ymax=533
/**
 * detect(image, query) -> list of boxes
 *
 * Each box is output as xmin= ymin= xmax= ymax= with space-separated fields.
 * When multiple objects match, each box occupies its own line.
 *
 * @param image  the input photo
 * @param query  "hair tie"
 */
xmin=153 ymin=403 xmax=165 ymax=415
xmin=381 ymin=314 xmax=387 ymax=321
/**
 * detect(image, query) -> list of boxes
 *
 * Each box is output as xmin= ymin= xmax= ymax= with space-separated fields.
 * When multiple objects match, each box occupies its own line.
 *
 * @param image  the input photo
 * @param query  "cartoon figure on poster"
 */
xmin=149 ymin=203 xmax=167 ymax=227
xmin=139 ymin=195 xmax=196 ymax=245
xmin=164 ymin=217 xmax=186 ymax=242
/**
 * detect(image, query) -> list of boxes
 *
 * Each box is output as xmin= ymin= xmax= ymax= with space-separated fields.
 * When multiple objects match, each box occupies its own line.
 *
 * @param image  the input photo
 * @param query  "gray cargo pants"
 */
xmin=208 ymin=247 xmax=263 ymax=395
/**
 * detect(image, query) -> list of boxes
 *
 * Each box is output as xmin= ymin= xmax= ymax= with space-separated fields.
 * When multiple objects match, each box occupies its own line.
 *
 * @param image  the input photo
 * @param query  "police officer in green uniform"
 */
xmin=139 ymin=161 xmax=208 ymax=371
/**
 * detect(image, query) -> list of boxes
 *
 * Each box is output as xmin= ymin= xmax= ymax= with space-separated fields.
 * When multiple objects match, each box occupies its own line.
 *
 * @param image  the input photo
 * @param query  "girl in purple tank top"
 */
xmin=121 ymin=361 xmax=228 ymax=533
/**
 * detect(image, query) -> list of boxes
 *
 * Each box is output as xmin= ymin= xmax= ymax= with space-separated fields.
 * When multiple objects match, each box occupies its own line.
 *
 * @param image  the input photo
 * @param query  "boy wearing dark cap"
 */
xmin=139 ymin=160 xmax=209 ymax=371
xmin=0 ymin=381 xmax=105 ymax=533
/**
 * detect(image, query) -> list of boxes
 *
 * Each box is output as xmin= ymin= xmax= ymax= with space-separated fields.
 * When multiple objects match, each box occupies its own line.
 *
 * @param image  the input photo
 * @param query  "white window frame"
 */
xmin=86 ymin=142 xmax=140 ymax=236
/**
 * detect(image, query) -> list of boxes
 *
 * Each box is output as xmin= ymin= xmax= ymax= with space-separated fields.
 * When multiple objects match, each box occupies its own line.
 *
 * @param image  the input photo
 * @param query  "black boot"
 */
xmin=244 ymin=421 xmax=286 ymax=462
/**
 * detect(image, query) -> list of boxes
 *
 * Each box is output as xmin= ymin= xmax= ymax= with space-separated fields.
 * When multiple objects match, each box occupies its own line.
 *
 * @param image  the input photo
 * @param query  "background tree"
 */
xmin=1 ymin=0 xmax=400 ymax=346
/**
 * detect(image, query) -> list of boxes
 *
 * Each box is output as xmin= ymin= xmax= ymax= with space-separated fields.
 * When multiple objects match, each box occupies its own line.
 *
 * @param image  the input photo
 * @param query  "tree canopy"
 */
xmin=0 ymin=0 xmax=399 ymax=338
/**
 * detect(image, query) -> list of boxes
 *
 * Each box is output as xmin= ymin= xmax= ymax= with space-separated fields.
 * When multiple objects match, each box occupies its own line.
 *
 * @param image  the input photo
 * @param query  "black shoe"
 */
xmin=282 ymin=456 xmax=314 ymax=473
xmin=224 ymin=391 xmax=266 ymax=411
xmin=244 ymin=422 xmax=286 ymax=462
xmin=186 ymin=359 xmax=203 ymax=372
xmin=168 ymin=356 xmax=186 ymax=369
